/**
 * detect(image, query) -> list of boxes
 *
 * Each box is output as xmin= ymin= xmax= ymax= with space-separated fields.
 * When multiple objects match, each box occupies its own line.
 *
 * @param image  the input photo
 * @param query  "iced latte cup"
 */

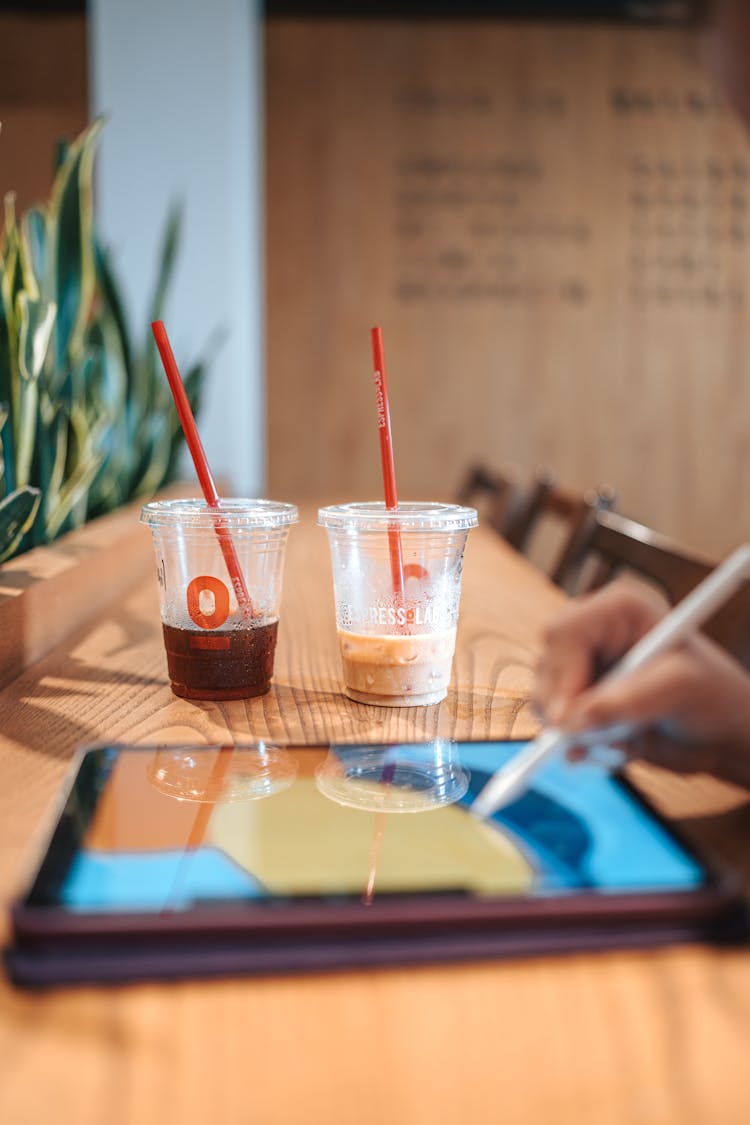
xmin=318 ymin=502 xmax=478 ymax=706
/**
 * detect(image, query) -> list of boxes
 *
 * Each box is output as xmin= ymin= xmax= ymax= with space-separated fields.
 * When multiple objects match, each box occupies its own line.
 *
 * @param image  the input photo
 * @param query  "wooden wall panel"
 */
xmin=0 ymin=13 xmax=88 ymax=214
xmin=266 ymin=20 xmax=750 ymax=557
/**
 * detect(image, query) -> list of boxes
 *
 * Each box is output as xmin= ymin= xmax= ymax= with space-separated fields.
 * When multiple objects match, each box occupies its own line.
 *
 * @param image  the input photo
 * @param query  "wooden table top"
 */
xmin=1 ymin=507 xmax=749 ymax=1125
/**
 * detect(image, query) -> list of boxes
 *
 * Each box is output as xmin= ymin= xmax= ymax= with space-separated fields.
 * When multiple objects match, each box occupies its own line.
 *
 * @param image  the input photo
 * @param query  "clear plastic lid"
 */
xmin=140 ymin=498 xmax=298 ymax=529
xmin=317 ymin=501 xmax=478 ymax=533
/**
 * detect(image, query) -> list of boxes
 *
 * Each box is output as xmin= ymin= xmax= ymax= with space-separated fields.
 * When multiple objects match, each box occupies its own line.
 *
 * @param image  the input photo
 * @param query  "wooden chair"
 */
xmin=503 ymin=467 xmax=617 ymax=554
xmin=455 ymin=462 xmax=523 ymax=535
xmin=553 ymin=507 xmax=750 ymax=664
xmin=457 ymin=465 xmax=618 ymax=588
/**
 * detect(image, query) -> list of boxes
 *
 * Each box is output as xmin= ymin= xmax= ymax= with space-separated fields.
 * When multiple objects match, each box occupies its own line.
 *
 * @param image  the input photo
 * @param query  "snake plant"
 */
xmin=0 ymin=119 xmax=206 ymax=563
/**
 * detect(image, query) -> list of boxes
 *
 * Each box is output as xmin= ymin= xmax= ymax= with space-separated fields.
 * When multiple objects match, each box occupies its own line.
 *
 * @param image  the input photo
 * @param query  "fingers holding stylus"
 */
xmin=534 ymin=582 xmax=667 ymax=724
xmin=560 ymin=638 xmax=721 ymax=736
xmin=535 ymin=580 xmax=750 ymax=789
xmin=476 ymin=553 xmax=750 ymax=820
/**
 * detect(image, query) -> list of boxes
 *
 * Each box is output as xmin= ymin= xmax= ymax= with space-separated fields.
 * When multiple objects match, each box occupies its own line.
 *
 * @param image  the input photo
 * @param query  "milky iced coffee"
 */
xmin=318 ymin=502 xmax=478 ymax=706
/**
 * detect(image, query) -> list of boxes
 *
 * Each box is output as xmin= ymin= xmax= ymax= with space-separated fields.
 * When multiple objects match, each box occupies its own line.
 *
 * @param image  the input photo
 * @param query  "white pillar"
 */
xmin=88 ymin=0 xmax=263 ymax=494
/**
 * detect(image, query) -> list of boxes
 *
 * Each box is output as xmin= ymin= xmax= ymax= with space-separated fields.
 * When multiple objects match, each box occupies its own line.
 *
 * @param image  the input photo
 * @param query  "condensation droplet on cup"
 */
xmin=365 ymin=673 xmax=375 ymax=686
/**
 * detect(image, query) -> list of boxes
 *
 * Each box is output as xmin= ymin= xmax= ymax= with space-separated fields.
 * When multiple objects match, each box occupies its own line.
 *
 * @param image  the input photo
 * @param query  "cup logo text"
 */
xmin=368 ymin=604 xmax=448 ymax=628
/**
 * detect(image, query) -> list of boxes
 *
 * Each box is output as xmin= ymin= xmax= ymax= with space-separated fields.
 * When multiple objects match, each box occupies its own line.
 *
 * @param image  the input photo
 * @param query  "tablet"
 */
xmin=6 ymin=740 xmax=746 ymax=987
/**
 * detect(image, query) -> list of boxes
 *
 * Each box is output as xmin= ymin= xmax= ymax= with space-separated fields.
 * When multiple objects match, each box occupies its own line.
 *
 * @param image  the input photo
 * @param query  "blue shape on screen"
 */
xmin=457 ymin=741 xmax=704 ymax=893
xmin=60 ymin=847 xmax=267 ymax=912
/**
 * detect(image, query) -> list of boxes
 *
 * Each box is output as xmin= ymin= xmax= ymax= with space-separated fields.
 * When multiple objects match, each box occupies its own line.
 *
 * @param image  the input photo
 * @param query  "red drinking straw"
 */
xmin=367 ymin=333 xmax=407 ymax=895
xmin=362 ymin=809 xmax=387 ymax=906
xmin=370 ymin=326 xmax=405 ymax=594
xmin=151 ymin=320 xmax=253 ymax=618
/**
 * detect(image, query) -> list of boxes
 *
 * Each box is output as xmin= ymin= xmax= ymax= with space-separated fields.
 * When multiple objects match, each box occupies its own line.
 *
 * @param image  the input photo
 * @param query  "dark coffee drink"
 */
xmin=162 ymin=620 xmax=279 ymax=700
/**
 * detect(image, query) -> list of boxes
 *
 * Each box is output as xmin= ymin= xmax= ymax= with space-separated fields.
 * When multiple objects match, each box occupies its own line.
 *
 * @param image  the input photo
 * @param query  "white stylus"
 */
xmin=471 ymin=544 xmax=750 ymax=819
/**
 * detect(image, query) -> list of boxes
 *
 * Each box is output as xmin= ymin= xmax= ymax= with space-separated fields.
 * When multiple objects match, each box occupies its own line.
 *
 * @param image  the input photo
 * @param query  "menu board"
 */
xmin=266 ymin=22 xmax=750 ymax=555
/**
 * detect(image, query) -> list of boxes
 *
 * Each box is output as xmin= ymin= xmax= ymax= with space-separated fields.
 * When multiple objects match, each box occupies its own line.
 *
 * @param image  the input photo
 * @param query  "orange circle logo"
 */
xmin=186 ymin=575 xmax=230 ymax=629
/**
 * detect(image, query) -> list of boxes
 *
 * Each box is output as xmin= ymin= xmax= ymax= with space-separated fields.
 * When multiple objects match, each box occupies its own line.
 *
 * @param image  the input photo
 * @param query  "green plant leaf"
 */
xmin=4 ymin=194 xmax=40 ymax=299
xmin=48 ymin=118 xmax=104 ymax=369
xmin=131 ymin=411 xmax=171 ymax=499
xmin=1 ymin=196 xmax=24 ymax=493
xmin=0 ymin=122 xmax=209 ymax=563
xmin=147 ymin=203 xmax=181 ymax=330
xmin=14 ymin=294 xmax=56 ymax=488
xmin=54 ymin=138 xmax=70 ymax=175
xmin=90 ymin=313 xmax=127 ymax=418
xmin=46 ymin=453 xmax=101 ymax=538
xmin=0 ymin=485 xmax=41 ymax=563
xmin=1 ymin=193 xmax=17 ymax=262
xmin=17 ymin=294 xmax=55 ymax=383
xmin=14 ymin=380 xmax=38 ymax=490
xmin=95 ymin=241 xmax=132 ymax=376
xmin=0 ymin=403 xmax=8 ymax=496
xmin=23 ymin=209 xmax=48 ymax=298
xmin=82 ymin=311 xmax=130 ymax=516
xmin=0 ymin=262 xmax=13 ymax=494
xmin=35 ymin=394 xmax=68 ymax=541
xmin=44 ymin=407 xmax=104 ymax=540
xmin=1 ymin=197 xmax=23 ymax=357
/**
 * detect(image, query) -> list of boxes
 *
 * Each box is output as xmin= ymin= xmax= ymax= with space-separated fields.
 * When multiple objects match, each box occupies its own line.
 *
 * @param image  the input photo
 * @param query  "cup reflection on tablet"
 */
xmin=147 ymin=743 xmax=298 ymax=804
xmin=315 ymin=741 xmax=469 ymax=904
xmin=314 ymin=741 xmax=469 ymax=813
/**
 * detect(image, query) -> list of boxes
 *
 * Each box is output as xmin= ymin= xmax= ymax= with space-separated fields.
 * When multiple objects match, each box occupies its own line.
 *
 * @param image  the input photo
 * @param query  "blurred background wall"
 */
xmin=88 ymin=0 xmax=263 ymax=497
xmin=2 ymin=2 xmax=750 ymax=557
xmin=266 ymin=11 xmax=750 ymax=557
xmin=0 ymin=9 xmax=88 ymax=210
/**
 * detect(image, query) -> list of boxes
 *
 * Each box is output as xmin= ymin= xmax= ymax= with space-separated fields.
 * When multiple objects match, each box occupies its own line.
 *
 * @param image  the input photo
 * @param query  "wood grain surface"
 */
xmin=267 ymin=20 xmax=750 ymax=558
xmin=1 ymin=506 xmax=749 ymax=1125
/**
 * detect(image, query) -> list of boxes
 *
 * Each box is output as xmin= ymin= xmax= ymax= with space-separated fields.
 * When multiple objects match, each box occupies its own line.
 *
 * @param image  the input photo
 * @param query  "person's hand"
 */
xmin=534 ymin=581 xmax=750 ymax=790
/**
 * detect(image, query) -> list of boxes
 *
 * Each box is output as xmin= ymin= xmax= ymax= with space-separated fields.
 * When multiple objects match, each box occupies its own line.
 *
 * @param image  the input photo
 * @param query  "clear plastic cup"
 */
xmin=140 ymin=499 xmax=298 ymax=700
xmin=317 ymin=502 xmax=478 ymax=706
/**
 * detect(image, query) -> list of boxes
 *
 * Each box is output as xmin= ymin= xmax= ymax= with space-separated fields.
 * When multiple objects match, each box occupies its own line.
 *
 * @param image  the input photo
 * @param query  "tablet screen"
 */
xmin=27 ymin=742 xmax=705 ymax=915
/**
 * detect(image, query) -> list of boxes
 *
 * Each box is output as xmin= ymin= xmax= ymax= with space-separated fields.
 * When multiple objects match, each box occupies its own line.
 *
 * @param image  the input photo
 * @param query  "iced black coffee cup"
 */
xmin=140 ymin=499 xmax=298 ymax=700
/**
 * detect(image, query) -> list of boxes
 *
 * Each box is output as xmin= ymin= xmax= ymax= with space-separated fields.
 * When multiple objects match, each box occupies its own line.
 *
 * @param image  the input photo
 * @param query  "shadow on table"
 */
xmin=258 ymin=683 xmax=538 ymax=744
xmin=0 ymin=659 xmax=166 ymax=763
xmin=1 ymin=594 xmax=168 ymax=760
xmin=0 ymin=567 xmax=37 ymax=594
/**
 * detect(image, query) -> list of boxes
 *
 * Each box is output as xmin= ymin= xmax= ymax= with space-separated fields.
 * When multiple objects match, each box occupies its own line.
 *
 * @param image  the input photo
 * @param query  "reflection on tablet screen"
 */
xmin=34 ymin=742 xmax=704 ymax=914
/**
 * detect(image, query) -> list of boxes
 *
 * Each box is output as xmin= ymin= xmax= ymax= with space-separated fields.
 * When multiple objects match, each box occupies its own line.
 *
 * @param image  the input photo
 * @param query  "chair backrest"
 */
xmin=553 ymin=508 xmax=713 ymax=599
xmin=553 ymin=507 xmax=750 ymax=663
xmin=504 ymin=467 xmax=617 ymax=554
xmin=455 ymin=463 xmax=523 ymax=535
